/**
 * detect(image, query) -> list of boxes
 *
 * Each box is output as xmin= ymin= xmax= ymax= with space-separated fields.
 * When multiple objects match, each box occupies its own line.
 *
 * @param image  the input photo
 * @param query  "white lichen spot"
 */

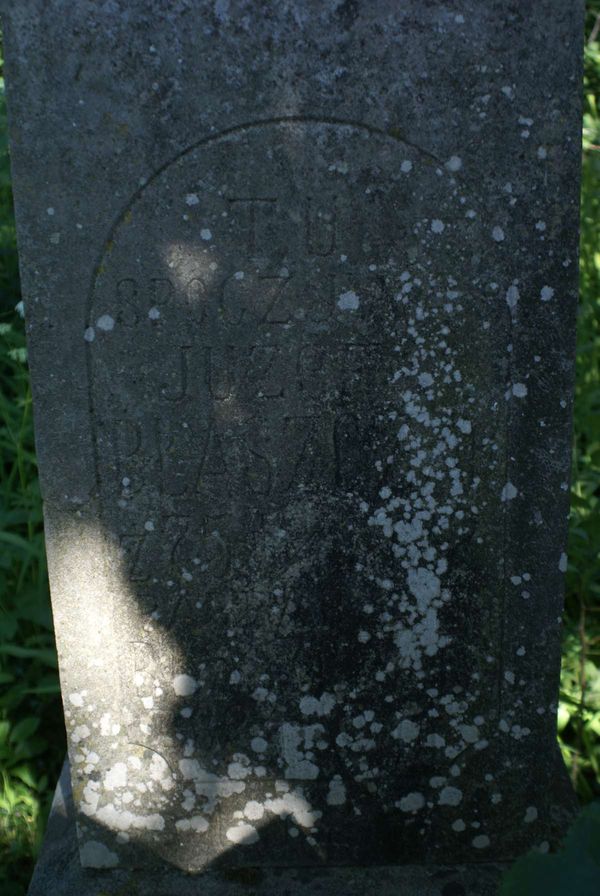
xmin=94 ymin=804 xmax=165 ymax=832
xmin=337 ymin=290 xmax=360 ymax=312
xmin=401 ymin=160 xmax=413 ymax=173
xmin=438 ymin=786 xmax=463 ymax=806
xmin=492 ymin=226 xmax=505 ymax=242
xmin=244 ymin=800 xmax=265 ymax=821
xmin=200 ymin=228 xmax=212 ymax=241
xmin=524 ymin=806 xmax=538 ymax=823
xmin=69 ymin=693 xmax=84 ymax=707
xmin=512 ymin=383 xmax=528 ymax=398
xmin=280 ymin=723 xmax=319 ymax=780
xmin=149 ymin=753 xmax=173 ymax=791
xmin=79 ymin=840 xmax=119 ymax=868
xmin=99 ymin=713 xmax=111 ymax=736
xmin=264 ymin=790 xmax=320 ymax=828
xmin=540 ymin=286 xmax=555 ymax=302
xmin=228 ymin=758 xmax=252 ymax=780
xmin=391 ymin=719 xmax=420 ymax=743
xmin=445 ymin=156 xmax=463 ymax=172
xmin=83 ymin=327 xmax=95 ymax=342
xmin=177 ymin=759 xmax=247 ymax=810
xmin=71 ymin=725 xmax=91 ymax=744
xmin=81 ymin=781 xmax=100 ymax=815
xmin=398 ymin=792 xmax=425 ymax=812
xmin=326 ymin=776 xmax=347 ymax=806
xmin=506 ymin=284 xmax=520 ymax=309
xmin=430 ymin=776 xmax=446 ymax=789
xmin=105 ymin=762 xmax=128 ymax=791
xmin=408 ymin=567 xmax=440 ymax=606
xmin=458 ymin=724 xmax=479 ymax=744
xmin=148 ymin=306 xmax=161 ymax=319
xmin=473 ymin=835 xmax=490 ymax=849
xmin=431 ymin=219 xmax=445 ymax=234
xmin=175 ymin=815 xmax=209 ymax=833
xmin=172 ymin=674 xmax=198 ymax=697
xmin=299 ymin=693 xmax=336 ymax=717
xmin=251 ymin=736 xmax=268 ymax=753
xmin=96 ymin=315 xmax=115 ymax=332
xmin=452 ymin=819 xmax=466 ymax=832
xmin=501 ymin=482 xmax=518 ymax=502
xmin=559 ymin=552 xmax=568 ymax=573
xmin=185 ymin=193 xmax=199 ymax=206
xmin=226 ymin=823 xmax=259 ymax=845
xmin=328 ymin=160 xmax=349 ymax=174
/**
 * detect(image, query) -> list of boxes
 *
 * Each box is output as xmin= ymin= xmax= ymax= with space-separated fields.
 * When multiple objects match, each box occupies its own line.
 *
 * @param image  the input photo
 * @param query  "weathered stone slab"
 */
xmin=2 ymin=0 xmax=583 ymax=882
xmin=28 ymin=761 xmax=506 ymax=896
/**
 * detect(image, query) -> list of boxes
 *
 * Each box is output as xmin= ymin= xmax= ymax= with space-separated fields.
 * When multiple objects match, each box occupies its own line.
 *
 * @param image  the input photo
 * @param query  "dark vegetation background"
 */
xmin=0 ymin=6 xmax=598 ymax=895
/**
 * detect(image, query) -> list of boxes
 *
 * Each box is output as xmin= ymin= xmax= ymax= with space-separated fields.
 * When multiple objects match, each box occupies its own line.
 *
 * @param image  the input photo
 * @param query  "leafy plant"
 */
xmin=500 ymin=802 xmax=600 ymax=896
xmin=0 ymin=38 xmax=65 ymax=896
xmin=558 ymin=1 xmax=600 ymax=804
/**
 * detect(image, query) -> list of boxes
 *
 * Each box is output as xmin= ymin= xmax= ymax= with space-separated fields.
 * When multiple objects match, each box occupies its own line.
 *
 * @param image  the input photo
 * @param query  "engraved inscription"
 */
xmin=88 ymin=122 xmax=502 ymax=822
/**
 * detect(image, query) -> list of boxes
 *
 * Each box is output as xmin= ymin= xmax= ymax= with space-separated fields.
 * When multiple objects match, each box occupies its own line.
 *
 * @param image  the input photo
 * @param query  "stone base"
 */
xmin=28 ymin=762 xmax=506 ymax=896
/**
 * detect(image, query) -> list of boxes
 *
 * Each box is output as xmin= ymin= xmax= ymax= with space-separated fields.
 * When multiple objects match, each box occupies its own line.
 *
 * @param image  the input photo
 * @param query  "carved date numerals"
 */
xmin=120 ymin=515 xmax=229 ymax=583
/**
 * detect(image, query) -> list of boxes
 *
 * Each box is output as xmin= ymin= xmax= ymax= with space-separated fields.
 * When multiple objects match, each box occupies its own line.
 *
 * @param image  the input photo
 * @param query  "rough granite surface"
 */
xmin=28 ymin=761 xmax=505 ymax=896
xmin=0 ymin=0 xmax=584 ymax=882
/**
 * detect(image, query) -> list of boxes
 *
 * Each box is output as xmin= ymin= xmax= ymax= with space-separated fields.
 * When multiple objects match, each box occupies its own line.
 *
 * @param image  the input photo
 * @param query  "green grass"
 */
xmin=557 ymin=4 xmax=600 ymax=805
xmin=0 ymin=7 xmax=599 ymax=895
xmin=0 ymin=41 xmax=64 ymax=896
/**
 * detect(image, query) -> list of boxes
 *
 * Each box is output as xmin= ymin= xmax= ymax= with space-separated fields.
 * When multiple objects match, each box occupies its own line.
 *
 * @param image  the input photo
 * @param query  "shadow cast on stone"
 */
xmin=28 ymin=762 xmax=506 ymax=896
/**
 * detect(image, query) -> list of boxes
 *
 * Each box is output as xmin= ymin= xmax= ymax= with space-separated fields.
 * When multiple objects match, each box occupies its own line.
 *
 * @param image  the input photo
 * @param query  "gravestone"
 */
xmin=1 ymin=2 xmax=584 ymax=894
